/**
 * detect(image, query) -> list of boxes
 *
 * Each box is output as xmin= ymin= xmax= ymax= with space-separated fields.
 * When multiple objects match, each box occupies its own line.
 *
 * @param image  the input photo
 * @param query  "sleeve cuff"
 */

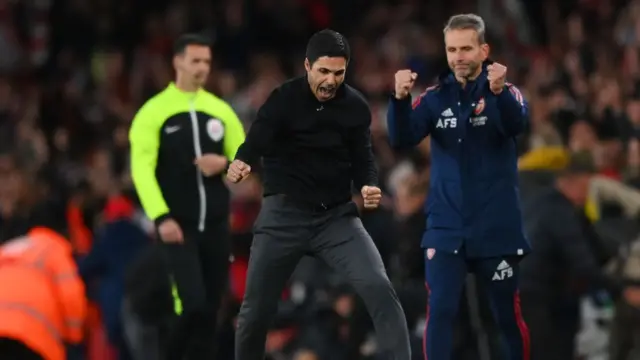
xmin=153 ymin=213 xmax=172 ymax=228
xmin=234 ymin=149 xmax=252 ymax=168
xmin=390 ymin=92 xmax=411 ymax=103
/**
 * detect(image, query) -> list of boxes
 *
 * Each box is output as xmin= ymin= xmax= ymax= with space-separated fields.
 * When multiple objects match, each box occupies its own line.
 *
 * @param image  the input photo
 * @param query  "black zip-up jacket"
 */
xmin=234 ymin=76 xmax=378 ymax=207
xmin=129 ymin=83 xmax=245 ymax=230
xmin=520 ymin=188 xmax=623 ymax=301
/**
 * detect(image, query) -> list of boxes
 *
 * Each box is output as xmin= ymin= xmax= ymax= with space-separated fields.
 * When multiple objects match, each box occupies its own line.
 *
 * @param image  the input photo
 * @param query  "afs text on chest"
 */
xmin=436 ymin=107 xmax=487 ymax=129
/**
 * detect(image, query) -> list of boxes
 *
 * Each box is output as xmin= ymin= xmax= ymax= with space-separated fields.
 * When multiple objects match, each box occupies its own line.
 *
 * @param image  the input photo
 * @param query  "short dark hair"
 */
xmin=305 ymin=29 xmax=350 ymax=64
xmin=444 ymin=14 xmax=487 ymax=44
xmin=173 ymin=34 xmax=211 ymax=56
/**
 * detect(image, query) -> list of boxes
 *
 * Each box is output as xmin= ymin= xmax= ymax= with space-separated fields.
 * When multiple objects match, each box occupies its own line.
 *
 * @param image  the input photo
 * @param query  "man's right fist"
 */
xmin=394 ymin=70 xmax=418 ymax=100
xmin=227 ymin=159 xmax=252 ymax=183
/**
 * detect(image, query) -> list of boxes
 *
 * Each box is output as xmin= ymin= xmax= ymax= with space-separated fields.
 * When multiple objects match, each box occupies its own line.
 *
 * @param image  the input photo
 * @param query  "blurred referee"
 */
xmin=129 ymin=34 xmax=245 ymax=360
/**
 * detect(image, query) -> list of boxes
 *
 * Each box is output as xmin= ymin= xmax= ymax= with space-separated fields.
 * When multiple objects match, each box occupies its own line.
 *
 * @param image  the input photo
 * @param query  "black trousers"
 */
xmin=162 ymin=219 xmax=230 ymax=360
xmin=520 ymin=295 xmax=578 ymax=360
xmin=235 ymin=195 xmax=411 ymax=360
xmin=0 ymin=338 xmax=43 ymax=360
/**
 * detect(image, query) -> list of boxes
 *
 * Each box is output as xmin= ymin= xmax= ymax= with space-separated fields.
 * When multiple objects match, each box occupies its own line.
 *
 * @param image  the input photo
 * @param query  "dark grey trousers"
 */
xmin=235 ymin=195 xmax=411 ymax=360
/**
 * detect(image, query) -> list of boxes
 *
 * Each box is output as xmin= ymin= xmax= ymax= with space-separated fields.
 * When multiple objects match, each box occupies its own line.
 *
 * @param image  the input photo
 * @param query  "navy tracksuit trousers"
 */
xmin=423 ymin=247 xmax=530 ymax=360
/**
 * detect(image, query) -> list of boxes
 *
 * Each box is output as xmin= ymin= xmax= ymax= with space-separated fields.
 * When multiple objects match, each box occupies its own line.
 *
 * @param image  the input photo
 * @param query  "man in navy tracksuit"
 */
xmin=387 ymin=14 xmax=531 ymax=360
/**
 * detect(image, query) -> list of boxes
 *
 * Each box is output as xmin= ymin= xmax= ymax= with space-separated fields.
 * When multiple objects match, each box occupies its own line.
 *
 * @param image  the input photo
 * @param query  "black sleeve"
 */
xmin=551 ymin=209 xmax=623 ymax=297
xmin=234 ymin=88 xmax=283 ymax=167
xmin=349 ymin=104 xmax=379 ymax=189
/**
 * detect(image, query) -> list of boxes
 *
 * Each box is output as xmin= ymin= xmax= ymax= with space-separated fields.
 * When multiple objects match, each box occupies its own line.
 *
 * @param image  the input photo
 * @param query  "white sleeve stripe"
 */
xmin=506 ymin=84 xmax=524 ymax=106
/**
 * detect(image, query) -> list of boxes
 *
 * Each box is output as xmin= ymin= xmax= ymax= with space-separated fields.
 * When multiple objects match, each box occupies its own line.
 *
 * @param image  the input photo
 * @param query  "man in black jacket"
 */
xmin=520 ymin=152 xmax=626 ymax=360
xmin=227 ymin=29 xmax=411 ymax=360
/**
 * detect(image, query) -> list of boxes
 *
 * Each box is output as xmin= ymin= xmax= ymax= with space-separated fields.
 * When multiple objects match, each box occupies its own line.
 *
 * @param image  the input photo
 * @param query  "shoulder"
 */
xmin=257 ymin=80 xmax=296 ymax=113
xmin=505 ymin=82 xmax=526 ymax=104
xmin=418 ymin=84 xmax=441 ymax=96
xmin=133 ymin=93 xmax=165 ymax=121
xmin=200 ymin=91 xmax=237 ymax=116
xmin=134 ymin=86 xmax=176 ymax=120
xmin=411 ymin=84 xmax=441 ymax=109
xmin=344 ymin=84 xmax=370 ymax=113
xmin=275 ymin=76 xmax=304 ymax=98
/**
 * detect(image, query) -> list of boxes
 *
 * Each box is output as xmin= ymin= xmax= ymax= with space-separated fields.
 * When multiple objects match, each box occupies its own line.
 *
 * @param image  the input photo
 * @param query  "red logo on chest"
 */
xmin=474 ymin=98 xmax=485 ymax=115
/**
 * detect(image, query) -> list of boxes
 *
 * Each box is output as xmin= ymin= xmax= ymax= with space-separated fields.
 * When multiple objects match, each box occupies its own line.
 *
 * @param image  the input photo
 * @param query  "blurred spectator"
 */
xmin=520 ymin=152 xmax=640 ymax=360
xmin=0 ymin=226 xmax=87 ymax=360
xmin=78 ymin=195 xmax=152 ymax=360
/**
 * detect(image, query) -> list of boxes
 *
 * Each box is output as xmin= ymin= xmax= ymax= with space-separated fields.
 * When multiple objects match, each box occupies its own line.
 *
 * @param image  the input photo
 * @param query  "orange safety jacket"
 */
xmin=0 ymin=227 xmax=88 ymax=360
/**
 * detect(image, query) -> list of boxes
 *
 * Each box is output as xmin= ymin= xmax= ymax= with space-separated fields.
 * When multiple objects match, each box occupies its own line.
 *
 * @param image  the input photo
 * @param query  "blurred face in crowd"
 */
xmin=444 ymin=28 xmax=488 ymax=81
xmin=560 ymin=173 xmax=592 ymax=206
xmin=569 ymin=121 xmax=597 ymax=152
xmin=305 ymin=56 xmax=346 ymax=101
xmin=627 ymin=99 xmax=640 ymax=125
xmin=173 ymin=44 xmax=211 ymax=89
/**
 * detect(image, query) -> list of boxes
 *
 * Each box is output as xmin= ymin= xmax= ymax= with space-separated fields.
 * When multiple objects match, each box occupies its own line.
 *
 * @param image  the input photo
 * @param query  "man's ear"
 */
xmin=172 ymin=55 xmax=180 ymax=70
xmin=304 ymin=58 xmax=311 ymax=72
xmin=481 ymin=44 xmax=490 ymax=61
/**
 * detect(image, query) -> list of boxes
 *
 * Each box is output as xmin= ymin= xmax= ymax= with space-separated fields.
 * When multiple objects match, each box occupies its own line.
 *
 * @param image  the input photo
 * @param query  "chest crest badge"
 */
xmin=206 ymin=118 xmax=225 ymax=142
xmin=474 ymin=98 xmax=485 ymax=115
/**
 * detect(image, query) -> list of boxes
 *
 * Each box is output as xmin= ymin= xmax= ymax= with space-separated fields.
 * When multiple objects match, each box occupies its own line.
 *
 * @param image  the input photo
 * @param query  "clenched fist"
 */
xmin=226 ymin=159 xmax=251 ymax=183
xmin=394 ymin=70 xmax=418 ymax=100
xmin=487 ymin=63 xmax=507 ymax=95
xmin=361 ymin=186 xmax=382 ymax=209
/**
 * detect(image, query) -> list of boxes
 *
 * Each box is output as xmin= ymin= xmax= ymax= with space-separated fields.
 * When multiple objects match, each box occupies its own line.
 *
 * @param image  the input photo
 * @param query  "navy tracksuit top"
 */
xmin=387 ymin=62 xmax=531 ymax=258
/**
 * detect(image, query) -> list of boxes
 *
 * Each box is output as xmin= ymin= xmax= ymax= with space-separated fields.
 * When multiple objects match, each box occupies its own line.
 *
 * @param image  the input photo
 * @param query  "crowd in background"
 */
xmin=4 ymin=0 xmax=640 ymax=359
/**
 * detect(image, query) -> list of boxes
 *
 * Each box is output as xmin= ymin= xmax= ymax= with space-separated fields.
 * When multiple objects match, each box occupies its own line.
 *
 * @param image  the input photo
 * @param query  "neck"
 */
xmin=175 ymin=77 xmax=199 ymax=93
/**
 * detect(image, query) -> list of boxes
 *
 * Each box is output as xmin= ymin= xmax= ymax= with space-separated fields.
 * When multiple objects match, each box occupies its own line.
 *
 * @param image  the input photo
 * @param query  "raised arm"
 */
xmin=494 ymin=82 xmax=529 ymax=137
xmin=234 ymin=88 xmax=283 ymax=167
xmin=387 ymin=70 xmax=435 ymax=149
xmin=217 ymin=101 xmax=246 ymax=162
xmin=349 ymin=104 xmax=378 ymax=190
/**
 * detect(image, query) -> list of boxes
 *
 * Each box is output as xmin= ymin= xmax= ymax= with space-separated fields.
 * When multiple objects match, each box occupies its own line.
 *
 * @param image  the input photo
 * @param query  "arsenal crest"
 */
xmin=474 ymin=98 xmax=485 ymax=115
xmin=426 ymin=248 xmax=436 ymax=260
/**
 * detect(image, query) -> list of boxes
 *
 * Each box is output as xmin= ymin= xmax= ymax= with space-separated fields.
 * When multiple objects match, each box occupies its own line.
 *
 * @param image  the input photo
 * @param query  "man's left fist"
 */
xmin=487 ymin=63 xmax=507 ymax=95
xmin=361 ymin=186 xmax=382 ymax=210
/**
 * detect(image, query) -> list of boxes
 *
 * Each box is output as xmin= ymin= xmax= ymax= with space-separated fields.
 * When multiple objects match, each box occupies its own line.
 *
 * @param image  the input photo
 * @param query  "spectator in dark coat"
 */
xmin=520 ymin=152 xmax=626 ymax=360
xmin=78 ymin=195 xmax=152 ymax=360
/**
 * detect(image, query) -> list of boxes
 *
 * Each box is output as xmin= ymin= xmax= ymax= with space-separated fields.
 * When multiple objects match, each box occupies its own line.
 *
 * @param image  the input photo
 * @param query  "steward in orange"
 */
xmin=0 ymin=227 xmax=88 ymax=360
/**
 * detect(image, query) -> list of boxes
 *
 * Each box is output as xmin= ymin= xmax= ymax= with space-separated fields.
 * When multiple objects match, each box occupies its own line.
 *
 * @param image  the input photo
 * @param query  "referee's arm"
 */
xmin=129 ymin=104 xmax=170 ymax=224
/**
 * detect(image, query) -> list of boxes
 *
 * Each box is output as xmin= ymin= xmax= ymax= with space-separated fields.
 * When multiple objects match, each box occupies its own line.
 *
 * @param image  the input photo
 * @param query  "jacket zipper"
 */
xmin=188 ymin=101 xmax=207 ymax=232
xmin=456 ymin=94 xmax=465 ymax=251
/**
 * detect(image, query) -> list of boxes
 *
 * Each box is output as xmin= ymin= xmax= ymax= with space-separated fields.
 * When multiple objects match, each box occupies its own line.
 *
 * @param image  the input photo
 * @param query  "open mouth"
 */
xmin=318 ymin=86 xmax=335 ymax=97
